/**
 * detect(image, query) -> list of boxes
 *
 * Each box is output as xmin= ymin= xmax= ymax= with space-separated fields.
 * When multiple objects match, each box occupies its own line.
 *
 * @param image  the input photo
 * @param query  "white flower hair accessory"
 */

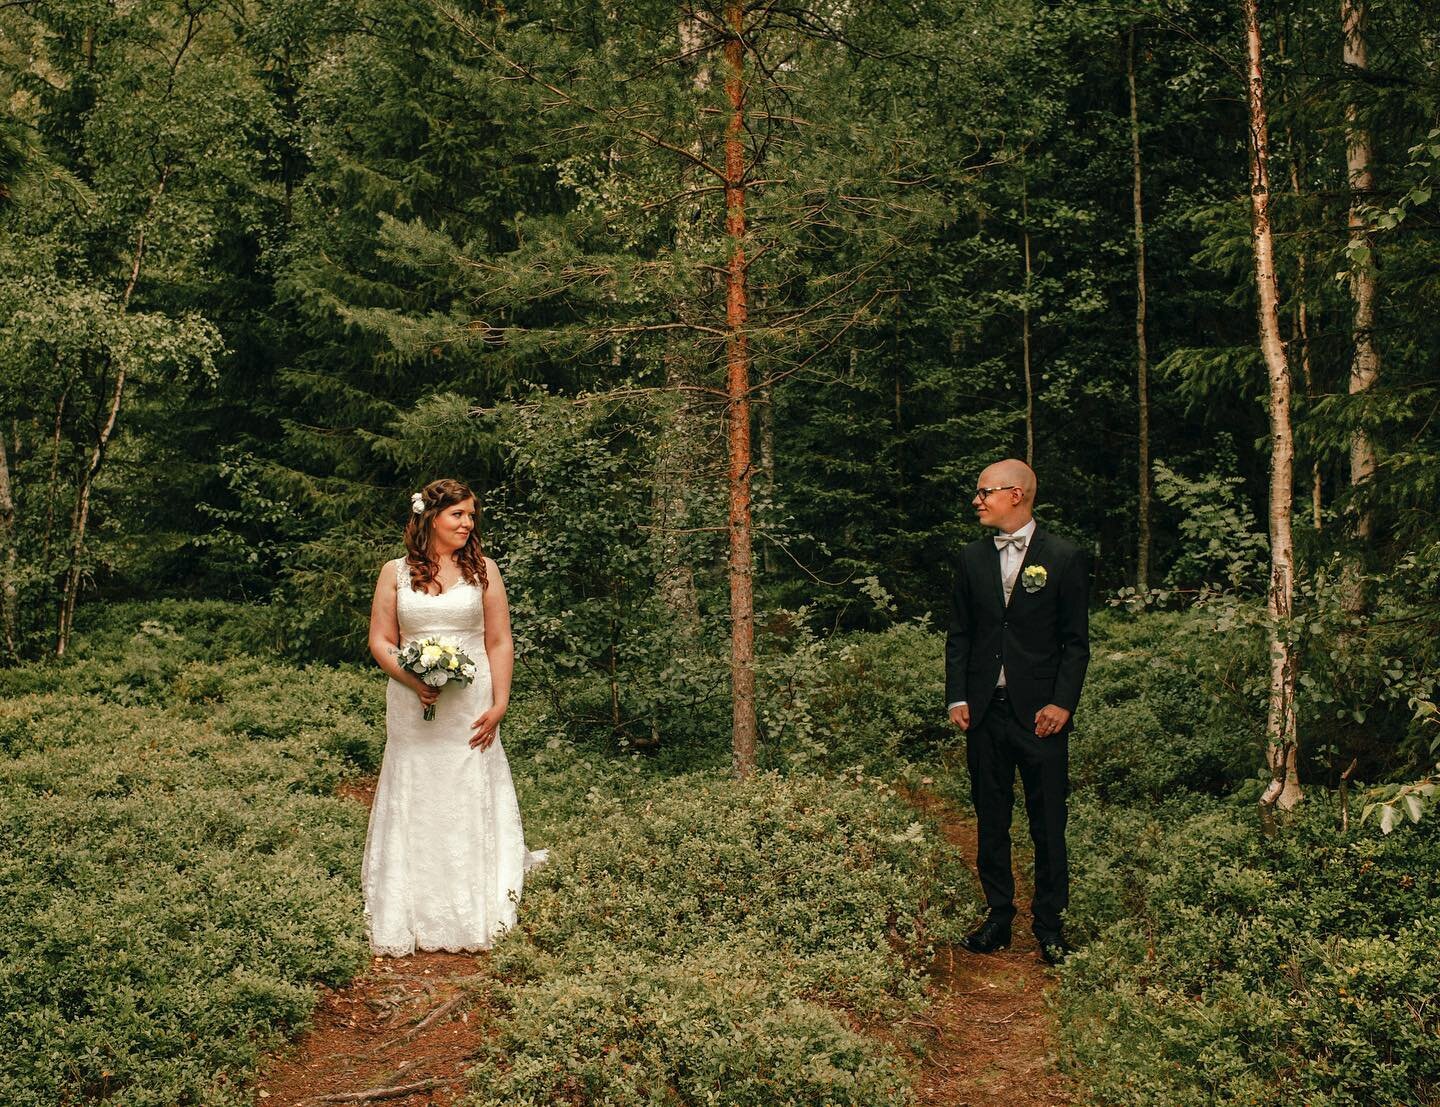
xmin=410 ymin=492 xmax=425 ymax=515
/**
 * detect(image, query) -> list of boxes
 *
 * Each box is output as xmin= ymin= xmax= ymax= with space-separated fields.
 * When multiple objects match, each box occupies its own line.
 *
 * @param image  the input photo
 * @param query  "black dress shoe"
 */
xmin=1038 ymin=935 xmax=1074 ymax=966
xmin=961 ymin=917 xmax=1012 ymax=954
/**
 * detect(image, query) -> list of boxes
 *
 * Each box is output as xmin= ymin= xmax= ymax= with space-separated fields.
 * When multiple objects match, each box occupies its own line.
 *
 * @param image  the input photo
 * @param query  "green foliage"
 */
xmin=759 ymin=616 xmax=952 ymax=772
xmin=467 ymin=949 xmax=910 ymax=1107
xmin=488 ymin=393 xmax=730 ymax=752
xmin=474 ymin=765 xmax=974 ymax=1105
xmin=0 ymin=607 xmax=380 ymax=1106
xmin=1069 ymin=609 xmax=1262 ymax=802
xmin=1148 ymin=439 xmax=1269 ymax=592
xmin=1061 ymin=796 xmax=1440 ymax=1106
xmin=1361 ymin=700 xmax=1440 ymax=834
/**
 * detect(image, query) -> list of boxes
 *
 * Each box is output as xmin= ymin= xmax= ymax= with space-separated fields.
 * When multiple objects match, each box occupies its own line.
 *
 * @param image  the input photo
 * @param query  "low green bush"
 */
xmin=470 ymin=766 xmax=977 ymax=1105
xmin=758 ymin=618 xmax=953 ymax=772
xmin=0 ymin=627 xmax=379 ymax=1106
xmin=468 ymin=948 xmax=910 ymax=1107
xmin=1069 ymin=610 xmax=1262 ymax=802
xmin=504 ymin=769 xmax=972 ymax=1013
xmin=1061 ymin=795 xmax=1440 ymax=1106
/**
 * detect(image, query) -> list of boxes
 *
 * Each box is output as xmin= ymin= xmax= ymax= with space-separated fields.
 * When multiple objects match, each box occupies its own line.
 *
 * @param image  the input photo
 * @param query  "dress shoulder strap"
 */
xmin=393 ymin=557 xmax=411 ymax=591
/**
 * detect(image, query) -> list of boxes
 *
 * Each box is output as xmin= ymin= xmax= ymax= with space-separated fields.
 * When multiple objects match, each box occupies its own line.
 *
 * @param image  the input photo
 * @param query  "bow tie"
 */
xmin=994 ymin=533 xmax=1027 ymax=552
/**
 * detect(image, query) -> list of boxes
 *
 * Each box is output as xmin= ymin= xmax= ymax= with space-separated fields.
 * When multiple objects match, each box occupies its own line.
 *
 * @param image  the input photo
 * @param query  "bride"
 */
xmin=363 ymin=477 xmax=545 ymax=956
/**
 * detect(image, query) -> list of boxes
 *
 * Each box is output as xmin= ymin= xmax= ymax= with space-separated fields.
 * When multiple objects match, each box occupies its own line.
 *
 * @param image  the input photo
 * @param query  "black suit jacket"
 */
xmin=945 ymin=525 xmax=1090 ymax=731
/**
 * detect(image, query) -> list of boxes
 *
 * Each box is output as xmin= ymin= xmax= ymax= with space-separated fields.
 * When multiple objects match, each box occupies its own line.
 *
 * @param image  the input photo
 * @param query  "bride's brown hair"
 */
xmin=403 ymin=478 xmax=489 ymax=593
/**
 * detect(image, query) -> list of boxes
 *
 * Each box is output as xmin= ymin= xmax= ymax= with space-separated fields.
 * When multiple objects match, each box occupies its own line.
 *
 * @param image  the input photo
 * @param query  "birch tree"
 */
xmin=1242 ymin=0 xmax=1302 ymax=812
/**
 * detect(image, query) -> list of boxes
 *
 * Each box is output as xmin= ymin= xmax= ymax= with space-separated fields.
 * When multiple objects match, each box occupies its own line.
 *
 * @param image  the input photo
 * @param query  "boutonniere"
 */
xmin=1021 ymin=565 xmax=1048 ymax=593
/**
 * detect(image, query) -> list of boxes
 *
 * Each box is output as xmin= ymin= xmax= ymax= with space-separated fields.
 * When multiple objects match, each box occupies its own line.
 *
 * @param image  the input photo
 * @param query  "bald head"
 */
xmin=973 ymin=458 xmax=1037 ymax=531
xmin=984 ymin=459 xmax=1036 ymax=502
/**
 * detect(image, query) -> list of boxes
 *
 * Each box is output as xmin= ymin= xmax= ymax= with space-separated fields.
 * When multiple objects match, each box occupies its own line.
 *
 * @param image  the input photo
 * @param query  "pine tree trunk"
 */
xmin=1128 ymin=27 xmax=1152 ymax=593
xmin=1243 ymin=0 xmax=1302 ymax=813
xmin=723 ymin=0 xmax=757 ymax=778
xmin=1342 ymin=0 xmax=1378 ymax=607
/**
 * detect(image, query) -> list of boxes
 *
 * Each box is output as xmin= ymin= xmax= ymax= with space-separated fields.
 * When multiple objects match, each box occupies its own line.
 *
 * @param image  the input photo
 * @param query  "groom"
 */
xmin=946 ymin=459 xmax=1089 ymax=966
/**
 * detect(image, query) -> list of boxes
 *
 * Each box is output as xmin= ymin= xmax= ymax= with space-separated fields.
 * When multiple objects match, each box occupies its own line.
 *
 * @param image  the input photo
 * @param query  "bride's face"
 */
xmin=430 ymin=497 xmax=477 ymax=554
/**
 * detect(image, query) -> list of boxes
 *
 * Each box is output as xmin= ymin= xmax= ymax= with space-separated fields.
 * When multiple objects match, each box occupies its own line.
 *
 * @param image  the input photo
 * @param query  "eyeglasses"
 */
xmin=974 ymin=485 xmax=1019 ymax=502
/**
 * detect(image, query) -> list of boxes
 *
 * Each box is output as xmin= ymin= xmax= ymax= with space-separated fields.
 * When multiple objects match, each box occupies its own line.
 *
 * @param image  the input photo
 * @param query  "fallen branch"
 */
xmin=307 ymin=1078 xmax=441 ymax=1104
xmin=392 ymin=992 xmax=472 ymax=1047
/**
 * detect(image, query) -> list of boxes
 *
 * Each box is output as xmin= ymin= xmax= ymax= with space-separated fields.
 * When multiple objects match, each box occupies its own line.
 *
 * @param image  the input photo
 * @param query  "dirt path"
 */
xmin=907 ymin=790 xmax=1072 ymax=1107
xmin=254 ymin=779 xmax=492 ymax=1107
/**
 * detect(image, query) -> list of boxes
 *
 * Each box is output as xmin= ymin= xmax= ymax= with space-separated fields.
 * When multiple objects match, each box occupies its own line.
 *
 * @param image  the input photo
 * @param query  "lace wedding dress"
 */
xmin=362 ymin=559 xmax=546 ymax=956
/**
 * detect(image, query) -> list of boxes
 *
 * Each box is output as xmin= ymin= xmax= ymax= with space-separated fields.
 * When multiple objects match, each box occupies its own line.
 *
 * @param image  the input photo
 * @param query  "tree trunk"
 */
xmin=1342 ymin=0 xmax=1378 ymax=605
xmin=723 ymin=0 xmax=757 ymax=778
xmin=1020 ymin=169 xmax=1035 ymax=468
xmin=1127 ymin=27 xmax=1152 ymax=592
xmin=56 ymin=166 xmax=170 ymax=656
xmin=1289 ymin=194 xmax=1322 ymax=531
xmin=41 ymin=380 xmax=69 ymax=574
xmin=1278 ymin=24 xmax=1323 ymax=533
xmin=1243 ymin=0 xmax=1302 ymax=813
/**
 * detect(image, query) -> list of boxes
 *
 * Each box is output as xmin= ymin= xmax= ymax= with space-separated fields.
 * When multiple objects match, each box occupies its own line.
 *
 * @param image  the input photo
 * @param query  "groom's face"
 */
xmin=973 ymin=468 xmax=1025 ymax=531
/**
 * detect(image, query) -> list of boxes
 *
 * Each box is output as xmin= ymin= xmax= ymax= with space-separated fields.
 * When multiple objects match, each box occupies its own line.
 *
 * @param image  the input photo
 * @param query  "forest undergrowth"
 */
xmin=1 ymin=601 xmax=1435 ymax=1105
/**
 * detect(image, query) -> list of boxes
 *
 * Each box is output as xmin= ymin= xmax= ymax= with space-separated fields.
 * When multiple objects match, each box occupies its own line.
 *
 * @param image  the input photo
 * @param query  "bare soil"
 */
xmin=906 ymin=790 xmax=1073 ymax=1107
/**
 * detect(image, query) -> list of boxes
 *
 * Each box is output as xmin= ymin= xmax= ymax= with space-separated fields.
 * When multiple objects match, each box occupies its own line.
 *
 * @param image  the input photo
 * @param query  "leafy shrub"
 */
xmin=502 ymin=770 xmax=974 ymax=1015
xmin=468 ymin=948 xmax=910 ymax=1107
xmin=759 ymin=617 xmax=953 ymax=773
xmin=1060 ymin=795 xmax=1440 ymax=1106
xmin=489 ymin=394 xmax=732 ymax=754
xmin=1069 ymin=609 xmax=1262 ymax=802
xmin=0 ymin=642 xmax=379 ymax=1106
xmin=471 ymin=766 xmax=976 ymax=1106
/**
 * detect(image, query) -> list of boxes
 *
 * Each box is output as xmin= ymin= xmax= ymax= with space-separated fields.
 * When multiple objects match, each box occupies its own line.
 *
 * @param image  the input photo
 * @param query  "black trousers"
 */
xmin=966 ymin=689 xmax=1069 ymax=940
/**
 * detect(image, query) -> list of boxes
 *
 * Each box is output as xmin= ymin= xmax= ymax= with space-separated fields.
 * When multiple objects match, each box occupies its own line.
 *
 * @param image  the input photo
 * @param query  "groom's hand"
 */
xmin=1034 ymin=705 xmax=1071 ymax=738
xmin=949 ymin=704 xmax=970 ymax=731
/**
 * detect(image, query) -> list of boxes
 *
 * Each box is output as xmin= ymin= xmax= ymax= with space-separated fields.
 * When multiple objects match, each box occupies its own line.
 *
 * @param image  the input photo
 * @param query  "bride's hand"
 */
xmin=469 ymin=703 xmax=507 ymax=750
xmin=411 ymin=679 xmax=440 ymax=709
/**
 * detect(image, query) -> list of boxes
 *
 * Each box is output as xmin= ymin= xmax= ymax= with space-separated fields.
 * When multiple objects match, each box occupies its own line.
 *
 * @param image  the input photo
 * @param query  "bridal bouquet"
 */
xmin=395 ymin=637 xmax=478 ymax=720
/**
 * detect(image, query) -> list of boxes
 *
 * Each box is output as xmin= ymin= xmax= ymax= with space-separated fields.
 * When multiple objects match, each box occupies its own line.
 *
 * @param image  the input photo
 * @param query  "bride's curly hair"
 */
xmin=403 ymin=478 xmax=489 ymax=593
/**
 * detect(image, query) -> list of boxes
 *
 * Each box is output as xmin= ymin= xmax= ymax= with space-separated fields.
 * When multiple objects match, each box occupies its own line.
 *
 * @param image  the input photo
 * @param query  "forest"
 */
xmin=1 ymin=0 xmax=1438 ymax=1103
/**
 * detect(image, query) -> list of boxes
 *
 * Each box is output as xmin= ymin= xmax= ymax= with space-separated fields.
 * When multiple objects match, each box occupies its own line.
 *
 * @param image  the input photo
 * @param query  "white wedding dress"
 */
xmin=362 ymin=558 xmax=546 ymax=956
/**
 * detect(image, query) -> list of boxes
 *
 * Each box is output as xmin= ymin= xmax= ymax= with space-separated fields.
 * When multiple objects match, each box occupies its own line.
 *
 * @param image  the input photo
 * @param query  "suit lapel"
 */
xmin=982 ymin=538 xmax=1005 ymax=611
xmin=1005 ymin=526 xmax=1047 ymax=611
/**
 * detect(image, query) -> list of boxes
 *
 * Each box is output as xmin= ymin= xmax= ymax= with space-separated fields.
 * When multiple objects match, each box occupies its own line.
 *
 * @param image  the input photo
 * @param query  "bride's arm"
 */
xmin=470 ymin=558 xmax=513 ymax=749
xmin=369 ymin=561 xmax=438 ymax=707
